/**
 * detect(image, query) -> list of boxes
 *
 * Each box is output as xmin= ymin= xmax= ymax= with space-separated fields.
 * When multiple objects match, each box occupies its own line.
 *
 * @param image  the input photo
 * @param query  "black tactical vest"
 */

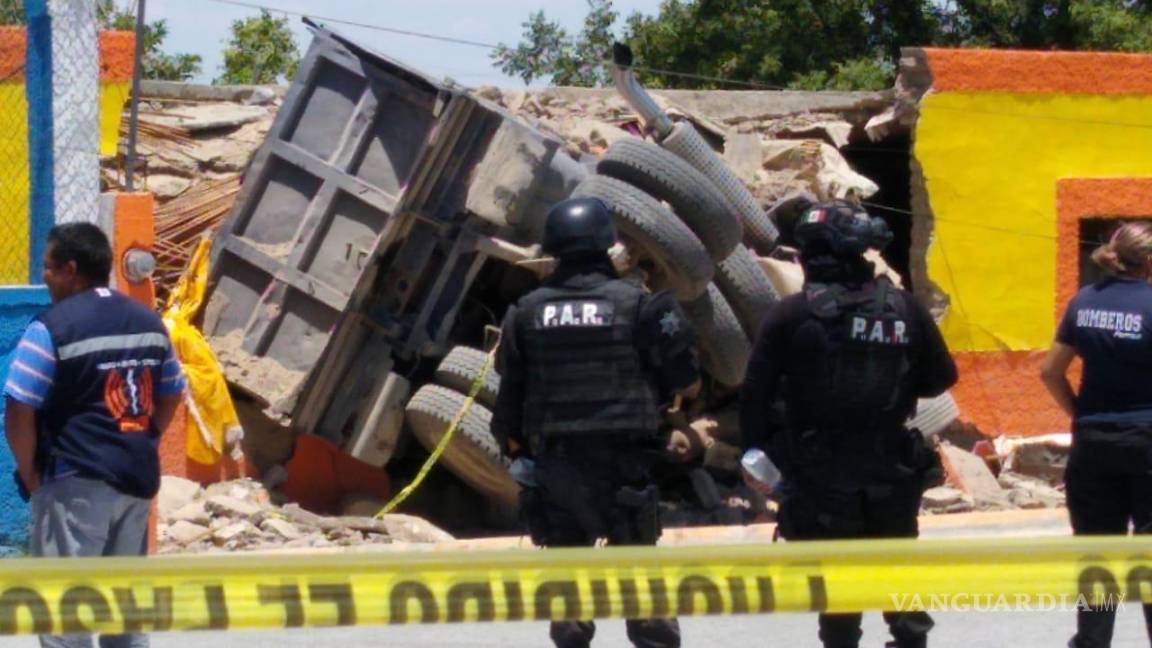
xmin=517 ymin=278 xmax=661 ymax=441
xmin=802 ymin=278 xmax=914 ymax=431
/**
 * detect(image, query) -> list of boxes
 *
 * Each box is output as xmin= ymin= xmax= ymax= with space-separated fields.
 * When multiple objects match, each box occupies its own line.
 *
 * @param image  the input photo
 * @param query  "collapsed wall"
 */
xmin=899 ymin=47 xmax=1152 ymax=437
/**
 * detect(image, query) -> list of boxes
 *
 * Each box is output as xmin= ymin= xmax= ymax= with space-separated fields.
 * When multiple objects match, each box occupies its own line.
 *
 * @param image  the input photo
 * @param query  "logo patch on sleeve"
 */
xmin=536 ymin=300 xmax=614 ymax=328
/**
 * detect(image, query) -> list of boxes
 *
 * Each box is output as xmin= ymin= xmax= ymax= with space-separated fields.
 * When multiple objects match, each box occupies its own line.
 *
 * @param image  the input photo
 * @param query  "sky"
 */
xmin=146 ymin=0 xmax=667 ymax=87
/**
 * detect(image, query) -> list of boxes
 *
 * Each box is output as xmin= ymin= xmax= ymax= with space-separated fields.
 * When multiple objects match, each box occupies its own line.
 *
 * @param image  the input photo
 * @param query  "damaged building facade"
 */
xmin=902 ymin=48 xmax=1152 ymax=437
xmin=2 ymin=23 xmax=1135 ymax=552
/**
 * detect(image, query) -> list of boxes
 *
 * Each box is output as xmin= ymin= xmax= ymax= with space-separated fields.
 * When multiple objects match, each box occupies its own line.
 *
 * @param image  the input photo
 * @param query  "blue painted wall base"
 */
xmin=0 ymin=286 xmax=51 ymax=555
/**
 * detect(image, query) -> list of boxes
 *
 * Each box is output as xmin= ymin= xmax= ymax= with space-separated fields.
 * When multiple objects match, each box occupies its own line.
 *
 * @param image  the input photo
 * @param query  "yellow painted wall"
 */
xmin=0 ymin=80 xmax=128 ymax=283
xmin=0 ymin=82 xmax=30 ymax=285
xmin=918 ymin=92 xmax=1152 ymax=352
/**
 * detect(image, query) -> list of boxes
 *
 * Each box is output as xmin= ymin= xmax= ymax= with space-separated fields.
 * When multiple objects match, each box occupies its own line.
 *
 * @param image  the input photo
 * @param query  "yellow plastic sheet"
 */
xmin=161 ymin=239 xmax=240 ymax=464
xmin=0 ymin=537 xmax=1145 ymax=634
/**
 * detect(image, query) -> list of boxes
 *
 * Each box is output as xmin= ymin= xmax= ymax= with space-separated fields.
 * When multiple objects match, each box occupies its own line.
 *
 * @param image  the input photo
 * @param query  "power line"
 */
xmin=861 ymin=200 xmax=1117 ymax=247
xmin=189 ymin=0 xmax=501 ymax=50
xmin=173 ymin=0 xmax=1152 ymax=132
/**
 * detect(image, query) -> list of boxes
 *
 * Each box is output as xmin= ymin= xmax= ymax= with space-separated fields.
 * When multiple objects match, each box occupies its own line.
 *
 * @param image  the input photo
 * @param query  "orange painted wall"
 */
xmin=914 ymin=48 xmax=1152 ymax=436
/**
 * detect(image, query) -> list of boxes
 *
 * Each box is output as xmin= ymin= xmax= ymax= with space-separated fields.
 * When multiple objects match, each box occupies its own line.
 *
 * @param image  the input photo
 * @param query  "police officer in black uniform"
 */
xmin=492 ymin=197 xmax=700 ymax=648
xmin=740 ymin=200 xmax=958 ymax=648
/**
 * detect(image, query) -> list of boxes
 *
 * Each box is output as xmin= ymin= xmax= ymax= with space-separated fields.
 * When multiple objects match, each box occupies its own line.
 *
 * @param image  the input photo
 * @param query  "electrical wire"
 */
xmin=189 ymin=0 xmax=501 ymax=49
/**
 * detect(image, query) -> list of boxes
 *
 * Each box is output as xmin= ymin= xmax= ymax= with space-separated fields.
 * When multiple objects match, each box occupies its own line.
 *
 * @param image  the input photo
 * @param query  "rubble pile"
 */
xmin=472 ymin=86 xmax=881 ymax=206
xmin=107 ymin=100 xmax=277 ymax=202
xmin=156 ymin=476 xmax=454 ymax=554
xmin=920 ymin=440 xmax=1067 ymax=515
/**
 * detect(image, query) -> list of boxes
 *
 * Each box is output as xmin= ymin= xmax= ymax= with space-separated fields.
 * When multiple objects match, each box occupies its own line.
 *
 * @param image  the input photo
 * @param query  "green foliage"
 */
xmin=0 ymin=0 xmax=22 ymax=25
xmin=495 ymin=0 xmax=1152 ymax=91
xmin=491 ymin=0 xmax=618 ymax=86
xmin=0 ymin=0 xmax=200 ymax=80
xmin=102 ymin=5 xmax=202 ymax=81
xmin=216 ymin=10 xmax=299 ymax=85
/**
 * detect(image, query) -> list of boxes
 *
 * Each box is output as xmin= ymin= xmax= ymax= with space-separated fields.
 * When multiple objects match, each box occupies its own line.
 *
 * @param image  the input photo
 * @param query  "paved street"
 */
xmin=3 ymin=608 xmax=1149 ymax=647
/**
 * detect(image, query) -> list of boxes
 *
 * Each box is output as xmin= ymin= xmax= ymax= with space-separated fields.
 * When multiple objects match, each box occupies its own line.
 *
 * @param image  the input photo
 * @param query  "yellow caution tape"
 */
xmin=0 ymin=537 xmax=1147 ymax=634
xmin=375 ymin=345 xmax=499 ymax=517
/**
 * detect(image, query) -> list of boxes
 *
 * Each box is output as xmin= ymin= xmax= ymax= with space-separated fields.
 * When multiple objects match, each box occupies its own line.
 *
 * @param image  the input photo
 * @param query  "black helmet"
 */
xmin=542 ymin=197 xmax=616 ymax=259
xmin=794 ymin=200 xmax=892 ymax=259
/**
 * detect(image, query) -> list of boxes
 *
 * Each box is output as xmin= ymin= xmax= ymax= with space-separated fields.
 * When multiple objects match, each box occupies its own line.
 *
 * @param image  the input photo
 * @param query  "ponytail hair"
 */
xmin=1091 ymin=221 xmax=1152 ymax=278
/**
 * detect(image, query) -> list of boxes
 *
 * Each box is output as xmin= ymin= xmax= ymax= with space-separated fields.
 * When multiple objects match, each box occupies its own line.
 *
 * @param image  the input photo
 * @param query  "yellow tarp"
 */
xmin=162 ymin=238 xmax=240 ymax=464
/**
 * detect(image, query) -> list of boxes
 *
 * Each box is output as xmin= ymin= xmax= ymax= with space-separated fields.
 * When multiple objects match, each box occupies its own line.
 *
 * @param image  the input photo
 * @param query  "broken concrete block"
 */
xmin=996 ymin=434 xmax=1071 ymax=485
xmin=379 ymin=514 xmax=454 ymax=544
xmin=723 ymin=133 xmax=764 ymax=183
xmin=168 ymin=501 xmax=210 ymax=526
xmin=940 ymin=444 xmax=1011 ymax=510
xmin=999 ymin=471 xmax=1066 ymax=509
xmin=145 ymin=174 xmax=194 ymax=201
xmin=166 ymin=521 xmax=211 ymax=546
xmin=777 ymin=120 xmax=853 ymax=149
xmin=815 ymin=142 xmax=879 ymax=199
xmin=922 ymin=486 xmax=964 ymax=509
xmin=564 ymin=119 xmax=631 ymax=155
xmin=212 ymin=520 xmax=260 ymax=545
xmin=205 ymin=495 xmax=264 ymax=523
xmin=158 ymin=476 xmax=202 ymax=519
xmin=260 ymin=518 xmax=303 ymax=541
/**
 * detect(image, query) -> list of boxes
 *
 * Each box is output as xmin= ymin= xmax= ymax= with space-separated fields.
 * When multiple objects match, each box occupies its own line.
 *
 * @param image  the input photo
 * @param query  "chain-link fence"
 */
xmin=50 ymin=0 xmax=100 ymax=227
xmin=0 ymin=0 xmax=102 ymax=285
xmin=0 ymin=25 xmax=31 ymax=284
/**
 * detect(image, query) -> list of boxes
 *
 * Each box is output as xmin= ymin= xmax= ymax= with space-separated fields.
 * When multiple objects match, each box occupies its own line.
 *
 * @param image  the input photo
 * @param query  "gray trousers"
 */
xmin=31 ymin=476 xmax=150 ymax=648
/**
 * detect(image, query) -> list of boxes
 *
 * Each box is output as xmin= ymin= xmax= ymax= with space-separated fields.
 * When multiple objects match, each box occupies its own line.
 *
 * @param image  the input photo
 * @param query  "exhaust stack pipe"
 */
xmin=610 ymin=42 xmax=673 ymax=139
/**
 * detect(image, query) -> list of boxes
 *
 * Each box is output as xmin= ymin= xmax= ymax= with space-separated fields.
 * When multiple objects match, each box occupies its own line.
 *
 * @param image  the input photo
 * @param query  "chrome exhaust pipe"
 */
xmin=611 ymin=42 xmax=673 ymax=139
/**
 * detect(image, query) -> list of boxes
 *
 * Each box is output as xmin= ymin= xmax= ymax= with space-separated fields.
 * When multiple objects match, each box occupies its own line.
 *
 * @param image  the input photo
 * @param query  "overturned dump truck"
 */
xmin=201 ymin=25 xmax=958 ymax=532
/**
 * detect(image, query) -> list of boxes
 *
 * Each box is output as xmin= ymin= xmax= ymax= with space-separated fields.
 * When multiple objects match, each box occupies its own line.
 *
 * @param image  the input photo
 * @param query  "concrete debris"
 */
xmin=165 ymin=520 xmax=212 ymax=546
xmin=995 ymin=434 xmax=1071 ymax=486
xmin=260 ymin=518 xmax=304 ymax=541
xmin=157 ymin=479 xmax=453 ymax=554
xmin=378 ymin=514 xmax=456 ymax=544
xmin=940 ymin=444 xmax=1012 ymax=511
xmin=775 ymin=118 xmax=854 ymax=149
xmin=144 ymin=174 xmax=194 ymax=201
xmin=921 ymin=486 xmax=974 ymax=514
xmin=168 ymin=500 xmax=210 ymax=526
xmin=205 ymin=494 xmax=265 ymax=524
xmin=213 ymin=520 xmax=261 ymax=547
xmin=998 ymin=471 xmax=1066 ymax=509
xmin=158 ymin=476 xmax=202 ymax=518
xmin=723 ymin=133 xmax=764 ymax=184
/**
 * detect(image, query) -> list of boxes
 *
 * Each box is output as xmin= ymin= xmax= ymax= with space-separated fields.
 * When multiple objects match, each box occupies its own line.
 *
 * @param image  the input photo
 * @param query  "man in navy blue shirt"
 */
xmin=4 ymin=223 xmax=184 ymax=648
xmin=1042 ymin=221 xmax=1152 ymax=648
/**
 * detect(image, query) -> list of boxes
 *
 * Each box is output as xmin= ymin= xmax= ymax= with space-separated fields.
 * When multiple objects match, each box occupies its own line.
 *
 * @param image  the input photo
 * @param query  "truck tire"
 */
xmin=715 ymin=244 xmax=780 ymax=338
xmin=405 ymin=385 xmax=518 ymax=506
xmin=679 ymin=289 xmax=715 ymax=338
xmin=597 ymin=137 xmax=741 ymax=261
xmin=435 ymin=346 xmax=501 ymax=409
xmin=681 ymin=283 xmax=749 ymax=387
xmin=659 ymin=122 xmax=779 ymax=255
xmin=907 ymin=391 xmax=961 ymax=438
xmin=573 ymin=175 xmax=712 ymax=300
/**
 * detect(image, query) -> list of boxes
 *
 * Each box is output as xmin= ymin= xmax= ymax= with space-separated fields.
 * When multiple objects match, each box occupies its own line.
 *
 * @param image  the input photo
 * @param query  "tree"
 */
xmin=101 ymin=4 xmax=202 ymax=81
xmin=494 ymin=0 xmax=1152 ymax=91
xmin=949 ymin=0 xmax=1152 ymax=51
xmin=216 ymin=10 xmax=299 ymax=85
xmin=491 ymin=0 xmax=618 ymax=86
xmin=0 ymin=0 xmax=201 ymax=81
